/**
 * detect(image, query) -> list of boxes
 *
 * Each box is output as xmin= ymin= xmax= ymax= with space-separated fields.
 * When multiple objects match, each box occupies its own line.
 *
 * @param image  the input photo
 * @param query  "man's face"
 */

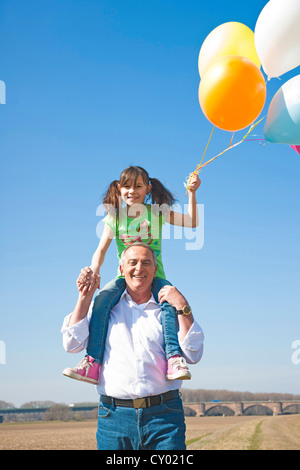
xmin=120 ymin=246 xmax=157 ymax=295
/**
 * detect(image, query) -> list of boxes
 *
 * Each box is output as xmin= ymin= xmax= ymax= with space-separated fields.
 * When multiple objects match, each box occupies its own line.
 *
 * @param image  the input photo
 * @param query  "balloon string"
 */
xmin=184 ymin=126 xmax=215 ymax=196
xmin=199 ymin=126 xmax=215 ymax=167
xmin=195 ymin=138 xmax=244 ymax=171
xmin=184 ymin=118 xmax=265 ymax=192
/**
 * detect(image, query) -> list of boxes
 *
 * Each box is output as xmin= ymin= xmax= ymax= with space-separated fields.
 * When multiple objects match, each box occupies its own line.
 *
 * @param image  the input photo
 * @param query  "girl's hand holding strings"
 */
xmin=187 ymin=175 xmax=201 ymax=192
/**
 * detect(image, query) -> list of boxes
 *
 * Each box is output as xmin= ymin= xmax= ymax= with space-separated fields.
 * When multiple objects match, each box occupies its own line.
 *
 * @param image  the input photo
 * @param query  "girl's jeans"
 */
xmin=87 ymin=277 xmax=182 ymax=363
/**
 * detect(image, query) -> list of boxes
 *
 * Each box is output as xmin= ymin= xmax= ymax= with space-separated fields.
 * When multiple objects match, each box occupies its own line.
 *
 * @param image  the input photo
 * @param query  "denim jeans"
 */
xmin=96 ymin=396 xmax=186 ymax=450
xmin=87 ymin=277 xmax=182 ymax=363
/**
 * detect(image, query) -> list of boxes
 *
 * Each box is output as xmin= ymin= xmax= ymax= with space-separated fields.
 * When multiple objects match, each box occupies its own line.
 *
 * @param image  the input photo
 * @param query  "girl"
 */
xmin=63 ymin=166 xmax=200 ymax=384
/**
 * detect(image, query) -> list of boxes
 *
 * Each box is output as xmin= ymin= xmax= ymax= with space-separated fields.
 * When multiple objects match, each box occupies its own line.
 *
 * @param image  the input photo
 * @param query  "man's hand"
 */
xmin=69 ymin=268 xmax=100 ymax=327
xmin=158 ymin=285 xmax=188 ymax=311
xmin=158 ymin=285 xmax=194 ymax=340
xmin=77 ymin=267 xmax=100 ymax=296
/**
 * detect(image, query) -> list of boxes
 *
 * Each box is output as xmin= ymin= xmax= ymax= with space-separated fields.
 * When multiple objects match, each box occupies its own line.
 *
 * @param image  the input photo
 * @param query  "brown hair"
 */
xmin=103 ymin=166 xmax=176 ymax=212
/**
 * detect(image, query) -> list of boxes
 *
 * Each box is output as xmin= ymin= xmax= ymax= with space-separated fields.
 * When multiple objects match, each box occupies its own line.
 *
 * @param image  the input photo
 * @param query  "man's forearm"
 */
xmin=68 ymin=294 xmax=93 ymax=326
xmin=169 ymin=292 xmax=194 ymax=340
xmin=177 ymin=313 xmax=194 ymax=341
xmin=69 ymin=269 xmax=100 ymax=326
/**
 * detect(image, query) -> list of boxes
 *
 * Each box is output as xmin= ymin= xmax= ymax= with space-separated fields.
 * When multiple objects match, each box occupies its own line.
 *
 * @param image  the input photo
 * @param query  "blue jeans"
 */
xmin=96 ymin=396 xmax=186 ymax=450
xmin=87 ymin=277 xmax=182 ymax=363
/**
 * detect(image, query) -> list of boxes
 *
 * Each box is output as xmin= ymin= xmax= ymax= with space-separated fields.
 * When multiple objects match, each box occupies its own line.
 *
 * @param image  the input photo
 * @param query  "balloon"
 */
xmin=290 ymin=145 xmax=300 ymax=154
xmin=254 ymin=0 xmax=300 ymax=78
xmin=264 ymin=75 xmax=300 ymax=144
xmin=198 ymin=56 xmax=266 ymax=132
xmin=198 ymin=22 xmax=261 ymax=78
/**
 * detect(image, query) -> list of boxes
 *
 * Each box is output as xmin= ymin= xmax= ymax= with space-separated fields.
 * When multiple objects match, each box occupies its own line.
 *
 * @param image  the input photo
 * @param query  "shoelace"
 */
xmin=172 ymin=357 xmax=188 ymax=370
xmin=76 ymin=356 xmax=94 ymax=371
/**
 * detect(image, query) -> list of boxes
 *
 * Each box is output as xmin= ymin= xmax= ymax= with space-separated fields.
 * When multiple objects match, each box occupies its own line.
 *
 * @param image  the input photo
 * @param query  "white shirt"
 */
xmin=61 ymin=290 xmax=204 ymax=399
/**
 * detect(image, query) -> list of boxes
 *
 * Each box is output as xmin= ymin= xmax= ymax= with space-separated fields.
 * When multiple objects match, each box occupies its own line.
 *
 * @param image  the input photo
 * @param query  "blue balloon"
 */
xmin=264 ymin=75 xmax=300 ymax=145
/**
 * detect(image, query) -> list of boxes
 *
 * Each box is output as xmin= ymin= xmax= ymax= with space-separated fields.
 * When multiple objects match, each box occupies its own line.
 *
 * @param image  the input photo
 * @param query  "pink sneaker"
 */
xmin=63 ymin=356 xmax=100 ymax=384
xmin=166 ymin=355 xmax=191 ymax=380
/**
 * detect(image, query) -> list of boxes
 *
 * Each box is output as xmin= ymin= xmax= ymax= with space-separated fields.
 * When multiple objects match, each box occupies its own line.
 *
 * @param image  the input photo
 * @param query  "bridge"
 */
xmin=184 ymin=401 xmax=300 ymax=416
xmin=0 ymin=405 xmax=97 ymax=415
xmin=0 ymin=405 xmax=97 ymax=423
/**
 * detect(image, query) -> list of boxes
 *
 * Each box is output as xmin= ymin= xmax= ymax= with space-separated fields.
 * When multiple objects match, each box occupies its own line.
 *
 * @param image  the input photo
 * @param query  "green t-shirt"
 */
xmin=103 ymin=204 xmax=167 ymax=279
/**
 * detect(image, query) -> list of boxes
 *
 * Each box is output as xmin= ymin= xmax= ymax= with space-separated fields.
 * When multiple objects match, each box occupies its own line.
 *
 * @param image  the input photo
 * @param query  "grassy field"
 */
xmin=185 ymin=414 xmax=300 ymax=450
xmin=1 ymin=414 xmax=300 ymax=450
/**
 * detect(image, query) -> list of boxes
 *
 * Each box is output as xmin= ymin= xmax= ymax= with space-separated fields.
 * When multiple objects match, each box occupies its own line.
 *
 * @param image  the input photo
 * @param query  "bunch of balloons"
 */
xmin=197 ymin=0 xmax=300 ymax=151
xmin=185 ymin=0 xmax=300 ymax=191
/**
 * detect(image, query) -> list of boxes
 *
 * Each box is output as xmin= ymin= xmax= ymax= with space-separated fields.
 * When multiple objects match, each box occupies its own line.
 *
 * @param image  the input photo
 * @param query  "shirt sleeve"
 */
xmin=103 ymin=213 xmax=116 ymax=234
xmin=178 ymin=320 xmax=204 ymax=365
xmin=61 ymin=306 xmax=92 ymax=354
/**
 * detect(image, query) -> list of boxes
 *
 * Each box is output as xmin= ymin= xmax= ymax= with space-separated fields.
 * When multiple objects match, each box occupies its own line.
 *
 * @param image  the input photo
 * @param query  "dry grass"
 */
xmin=186 ymin=414 xmax=300 ymax=450
xmin=258 ymin=414 xmax=300 ymax=450
xmin=0 ymin=420 xmax=97 ymax=450
xmin=1 ymin=414 xmax=300 ymax=450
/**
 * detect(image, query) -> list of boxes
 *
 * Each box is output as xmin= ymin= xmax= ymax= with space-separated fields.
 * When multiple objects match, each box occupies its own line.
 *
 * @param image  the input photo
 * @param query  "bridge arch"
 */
xmin=206 ymin=405 xmax=234 ymax=416
xmin=243 ymin=404 xmax=273 ymax=416
xmin=282 ymin=404 xmax=300 ymax=415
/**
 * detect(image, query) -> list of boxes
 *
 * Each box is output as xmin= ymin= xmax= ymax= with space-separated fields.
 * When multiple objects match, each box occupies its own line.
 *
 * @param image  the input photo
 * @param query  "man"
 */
xmin=61 ymin=243 xmax=204 ymax=450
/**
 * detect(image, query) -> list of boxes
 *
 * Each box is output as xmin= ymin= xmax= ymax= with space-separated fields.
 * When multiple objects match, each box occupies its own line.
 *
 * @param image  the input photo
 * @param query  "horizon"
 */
xmin=2 ymin=386 xmax=300 ymax=409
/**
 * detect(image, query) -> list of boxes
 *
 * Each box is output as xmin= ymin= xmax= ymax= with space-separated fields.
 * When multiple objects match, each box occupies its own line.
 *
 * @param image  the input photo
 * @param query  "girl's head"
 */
xmin=103 ymin=166 xmax=176 ymax=212
xmin=118 ymin=166 xmax=152 ymax=207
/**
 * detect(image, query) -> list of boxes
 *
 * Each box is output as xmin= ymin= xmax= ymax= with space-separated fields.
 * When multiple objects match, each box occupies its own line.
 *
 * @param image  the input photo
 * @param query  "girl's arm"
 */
xmin=166 ymin=175 xmax=201 ymax=228
xmin=78 ymin=223 xmax=114 ymax=293
xmin=90 ymin=223 xmax=114 ymax=273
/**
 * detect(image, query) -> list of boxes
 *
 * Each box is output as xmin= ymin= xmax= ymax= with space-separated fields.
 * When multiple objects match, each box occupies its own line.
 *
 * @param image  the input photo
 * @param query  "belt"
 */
xmin=100 ymin=389 xmax=179 ymax=409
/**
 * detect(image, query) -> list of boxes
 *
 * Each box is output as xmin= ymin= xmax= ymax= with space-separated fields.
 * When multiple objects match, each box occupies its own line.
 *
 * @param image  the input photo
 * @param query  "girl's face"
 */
xmin=118 ymin=175 xmax=151 ymax=207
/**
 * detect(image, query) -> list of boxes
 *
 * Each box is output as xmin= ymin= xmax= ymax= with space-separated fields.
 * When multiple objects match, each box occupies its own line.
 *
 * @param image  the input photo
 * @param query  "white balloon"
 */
xmin=264 ymin=74 xmax=300 ymax=144
xmin=254 ymin=0 xmax=300 ymax=78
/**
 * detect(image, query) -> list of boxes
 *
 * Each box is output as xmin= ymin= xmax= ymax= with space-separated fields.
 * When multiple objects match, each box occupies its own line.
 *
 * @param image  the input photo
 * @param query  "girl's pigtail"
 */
xmin=149 ymin=177 xmax=176 ymax=207
xmin=103 ymin=180 xmax=121 ymax=214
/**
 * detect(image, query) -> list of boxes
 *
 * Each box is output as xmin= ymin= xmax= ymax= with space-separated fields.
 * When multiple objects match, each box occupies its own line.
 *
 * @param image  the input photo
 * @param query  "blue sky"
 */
xmin=1 ymin=0 xmax=299 ymax=406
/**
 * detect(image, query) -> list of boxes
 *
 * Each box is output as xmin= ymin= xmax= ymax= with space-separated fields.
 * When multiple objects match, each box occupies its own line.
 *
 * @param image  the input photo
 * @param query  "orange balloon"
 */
xmin=198 ymin=56 xmax=266 ymax=132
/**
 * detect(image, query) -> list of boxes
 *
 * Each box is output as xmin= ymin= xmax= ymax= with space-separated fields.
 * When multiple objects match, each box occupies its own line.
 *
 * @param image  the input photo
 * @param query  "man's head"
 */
xmin=120 ymin=243 xmax=157 ymax=300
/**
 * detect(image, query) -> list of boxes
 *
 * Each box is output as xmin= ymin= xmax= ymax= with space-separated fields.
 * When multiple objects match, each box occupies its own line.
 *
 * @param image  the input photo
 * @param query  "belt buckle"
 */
xmin=133 ymin=398 xmax=147 ymax=409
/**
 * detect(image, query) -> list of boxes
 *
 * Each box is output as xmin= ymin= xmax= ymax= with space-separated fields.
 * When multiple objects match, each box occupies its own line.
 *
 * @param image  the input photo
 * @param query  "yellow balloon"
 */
xmin=198 ymin=22 xmax=261 ymax=78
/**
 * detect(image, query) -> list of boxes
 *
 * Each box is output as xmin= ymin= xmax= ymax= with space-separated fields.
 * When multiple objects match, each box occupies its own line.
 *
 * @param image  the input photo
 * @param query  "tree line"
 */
xmin=180 ymin=388 xmax=300 ymax=403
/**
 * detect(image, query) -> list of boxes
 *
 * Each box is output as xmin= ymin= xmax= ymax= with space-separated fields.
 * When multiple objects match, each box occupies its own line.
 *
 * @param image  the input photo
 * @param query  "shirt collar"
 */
xmin=121 ymin=289 xmax=158 ymax=309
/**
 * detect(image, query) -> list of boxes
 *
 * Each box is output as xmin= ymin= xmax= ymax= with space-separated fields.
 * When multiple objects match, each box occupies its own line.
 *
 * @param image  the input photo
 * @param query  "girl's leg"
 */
xmin=151 ymin=278 xmax=182 ymax=359
xmin=151 ymin=278 xmax=191 ymax=380
xmin=63 ymin=277 xmax=126 ymax=384
xmin=87 ymin=277 xmax=126 ymax=363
